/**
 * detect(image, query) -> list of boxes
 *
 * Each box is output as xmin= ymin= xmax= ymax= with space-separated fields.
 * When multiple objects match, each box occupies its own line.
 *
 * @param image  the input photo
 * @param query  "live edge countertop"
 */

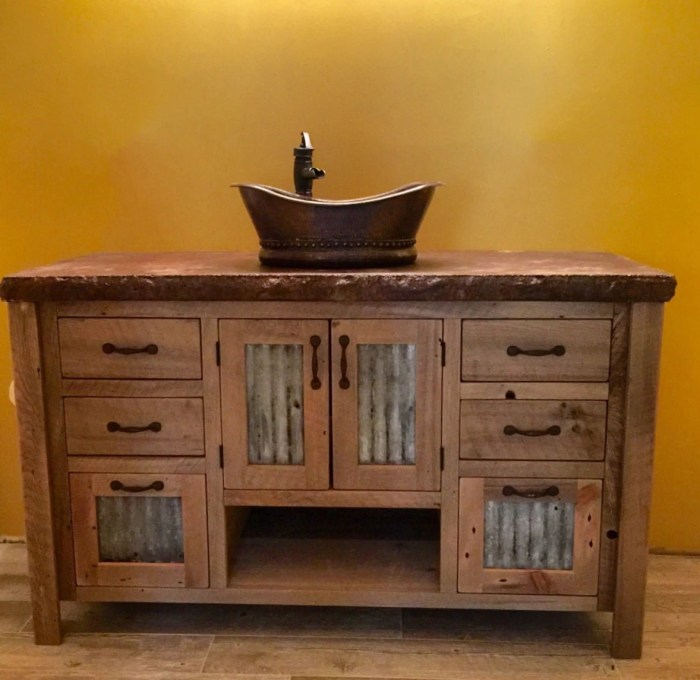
xmin=0 ymin=251 xmax=676 ymax=303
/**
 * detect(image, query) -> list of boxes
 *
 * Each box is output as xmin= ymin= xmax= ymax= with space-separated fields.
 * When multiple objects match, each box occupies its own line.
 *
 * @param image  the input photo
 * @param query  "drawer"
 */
xmin=64 ymin=397 xmax=204 ymax=456
xmin=59 ymin=318 xmax=202 ymax=379
xmin=460 ymin=400 xmax=607 ymax=460
xmin=461 ymin=320 xmax=611 ymax=382
xmin=458 ymin=477 xmax=602 ymax=595
xmin=70 ymin=472 xmax=209 ymax=588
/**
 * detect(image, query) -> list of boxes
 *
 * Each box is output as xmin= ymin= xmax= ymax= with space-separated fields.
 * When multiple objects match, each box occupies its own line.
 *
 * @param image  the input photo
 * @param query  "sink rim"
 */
xmin=233 ymin=181 xmax=443 ymax=206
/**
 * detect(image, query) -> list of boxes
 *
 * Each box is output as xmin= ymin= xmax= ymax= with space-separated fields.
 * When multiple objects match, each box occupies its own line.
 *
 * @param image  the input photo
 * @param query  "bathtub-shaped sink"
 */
xmin=235 ymin=182 xmax=441 ymax=268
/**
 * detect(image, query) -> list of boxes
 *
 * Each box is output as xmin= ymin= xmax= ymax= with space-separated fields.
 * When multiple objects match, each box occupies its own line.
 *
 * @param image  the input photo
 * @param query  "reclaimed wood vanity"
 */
xmin=0 ymin=251 xmax=675 ymax=657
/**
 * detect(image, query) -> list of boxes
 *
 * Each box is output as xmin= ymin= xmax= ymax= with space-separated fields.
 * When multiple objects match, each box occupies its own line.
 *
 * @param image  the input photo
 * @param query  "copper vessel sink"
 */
xmin=235 ymin=182 xmax=441 ymax=268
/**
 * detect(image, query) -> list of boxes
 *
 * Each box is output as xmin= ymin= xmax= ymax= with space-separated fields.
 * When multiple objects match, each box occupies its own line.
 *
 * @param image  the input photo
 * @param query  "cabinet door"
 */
xmin=70 ymin=473 xmax=208 ymax=588
xmin=220 ymin=320 xmax=330 ymax=490
xmin=331 ymin=320 xmax=442 ymax=491
xmin=458 ymin=477 xmax=602 ymax=595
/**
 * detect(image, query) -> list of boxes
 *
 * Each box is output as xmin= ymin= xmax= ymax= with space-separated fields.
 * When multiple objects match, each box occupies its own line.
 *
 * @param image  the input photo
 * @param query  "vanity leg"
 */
xmin=611 ymin=303 xmax=664 ymax=659
xmin=9 ymin=302 xmax=62 ymax=644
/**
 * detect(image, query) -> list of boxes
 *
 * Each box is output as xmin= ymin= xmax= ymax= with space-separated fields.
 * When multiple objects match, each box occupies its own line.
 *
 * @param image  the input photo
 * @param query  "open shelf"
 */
xmin=227 ymin=507 xmax=440 ymax=593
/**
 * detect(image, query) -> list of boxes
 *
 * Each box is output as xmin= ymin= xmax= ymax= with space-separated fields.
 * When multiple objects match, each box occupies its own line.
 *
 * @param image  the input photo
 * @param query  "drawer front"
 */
xmin=70 ymin=472 xmax=209 ymax=588
xmin=458 ymin=477 xmax=602 ymax=595
xmin=59 ymin=318 xmax=202 ymax=379
xmin=460 ymin=400 xmax=607 ymax=460
xmin=65 ymin=397 xmax=204 ymax=456
xmin=461 ymin=320 xmax=611 ymax=382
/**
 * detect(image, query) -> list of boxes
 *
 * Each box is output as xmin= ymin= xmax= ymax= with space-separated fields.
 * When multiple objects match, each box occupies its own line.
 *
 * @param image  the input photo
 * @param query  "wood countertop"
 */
xmin=0 ymin=251 xmax=676 ymax=303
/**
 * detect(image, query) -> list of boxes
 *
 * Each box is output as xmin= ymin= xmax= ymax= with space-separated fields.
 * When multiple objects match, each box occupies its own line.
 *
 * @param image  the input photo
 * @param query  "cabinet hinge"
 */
xmin=440 ymin=339 xmax=446 ymax=367
xmin=215 ymin=341 xmax=221 ymax=366
xmin=219 ymin=444 xmax=224 ymax=468
xmin=440 ymin=446 xmax=445 ymax=471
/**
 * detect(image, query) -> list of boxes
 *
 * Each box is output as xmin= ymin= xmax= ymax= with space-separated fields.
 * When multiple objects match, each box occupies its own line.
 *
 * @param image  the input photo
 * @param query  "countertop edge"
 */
xmin=0 ymin=272 xmax=678 ymax=303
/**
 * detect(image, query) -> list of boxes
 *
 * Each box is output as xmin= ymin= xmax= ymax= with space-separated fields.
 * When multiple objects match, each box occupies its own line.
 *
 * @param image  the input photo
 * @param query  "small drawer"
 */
xmin=460 ymin=400 xmax=607 ymax=460
xmin=461 ymin=320 xmax=611 ymax=382
xmin=458 ymin=477 xmax=602 ymax=595
xmin=59 ymin=318 xmax=202 ymax=379
xmin=65 ymin=397 xmax=204 ymax=456
xmin=70 ymin=472 xmax=209 ymax=588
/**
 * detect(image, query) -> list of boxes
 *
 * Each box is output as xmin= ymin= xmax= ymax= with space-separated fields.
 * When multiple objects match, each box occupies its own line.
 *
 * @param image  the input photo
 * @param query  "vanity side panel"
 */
xmin=8 ymin=302 xmax=62 ymax=644
xmin=440 ymin=319 xmax=461 ymax=593
xmin=597 ymin=303 xmax=630 ymax=611
xmin=611 ymin=302 xmax=664 ymax=659
xmin=201 ymin=317 xmax=226 ymax=588
xmin=39 ymin=303 xmax=76 ymax=601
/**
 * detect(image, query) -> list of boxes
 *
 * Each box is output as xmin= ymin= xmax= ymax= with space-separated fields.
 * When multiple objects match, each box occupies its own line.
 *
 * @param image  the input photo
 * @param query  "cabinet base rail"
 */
xmin=73 ymin=587 xmax=600 ymax=610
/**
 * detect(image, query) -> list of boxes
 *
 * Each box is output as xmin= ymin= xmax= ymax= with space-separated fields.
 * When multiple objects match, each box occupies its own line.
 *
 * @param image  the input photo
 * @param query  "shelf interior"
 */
xmin=227 ymin=507 xmax=440 ymax=592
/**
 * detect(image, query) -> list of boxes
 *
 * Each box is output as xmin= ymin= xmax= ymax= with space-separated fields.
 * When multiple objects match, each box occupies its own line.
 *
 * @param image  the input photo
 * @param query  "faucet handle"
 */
xmin=300 ymin=131 xmax=312 ymax=149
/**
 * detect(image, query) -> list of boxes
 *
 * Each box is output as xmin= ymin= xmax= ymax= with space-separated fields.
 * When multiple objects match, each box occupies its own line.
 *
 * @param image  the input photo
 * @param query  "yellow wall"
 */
xmin=1 ymin=1 xmax=698 ymax=549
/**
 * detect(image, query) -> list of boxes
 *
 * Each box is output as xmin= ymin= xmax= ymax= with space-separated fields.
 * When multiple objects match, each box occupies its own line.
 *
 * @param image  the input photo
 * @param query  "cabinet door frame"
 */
xmin=70 ymin=472 xmax=209 ymax=588
xmin=458 ymin=477 xmax=602 ymax=595
xmin=331 ymin=319 xmax=443 ymax=491
xmin=219 ymin=319 xmax=330 ymax=490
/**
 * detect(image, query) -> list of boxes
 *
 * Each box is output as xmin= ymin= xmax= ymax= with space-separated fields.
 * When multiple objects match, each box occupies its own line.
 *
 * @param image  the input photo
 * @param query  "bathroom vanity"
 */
xmin=0 ymin=251 xmax=675 ymax=658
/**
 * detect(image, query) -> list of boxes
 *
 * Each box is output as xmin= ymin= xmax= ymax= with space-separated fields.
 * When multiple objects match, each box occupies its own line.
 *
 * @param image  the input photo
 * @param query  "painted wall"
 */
xmin=0 ymin=1 xmax=698 ymax=549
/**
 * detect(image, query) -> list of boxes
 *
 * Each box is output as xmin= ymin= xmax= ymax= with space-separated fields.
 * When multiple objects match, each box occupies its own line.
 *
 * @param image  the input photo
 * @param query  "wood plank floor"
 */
xmin=1 ymin=543 xmax=699 ymax=679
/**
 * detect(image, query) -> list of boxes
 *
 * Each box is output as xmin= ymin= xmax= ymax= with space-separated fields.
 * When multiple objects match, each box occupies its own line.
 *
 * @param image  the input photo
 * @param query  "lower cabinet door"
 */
xmin=70 ymin=473 xmax=209 ymax=588
xmin=219 ymin=320 xmax=330 ymax=490
xmin=458 ymin=477 xmax=602 ymax=596
xmin=331 ymin=319 xmax=443 ymax=491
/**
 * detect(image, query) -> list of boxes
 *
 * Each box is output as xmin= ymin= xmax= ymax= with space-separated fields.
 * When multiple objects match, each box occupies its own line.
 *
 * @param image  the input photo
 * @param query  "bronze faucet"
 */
xmin=293 ymin=132 xmax=325 ymax=197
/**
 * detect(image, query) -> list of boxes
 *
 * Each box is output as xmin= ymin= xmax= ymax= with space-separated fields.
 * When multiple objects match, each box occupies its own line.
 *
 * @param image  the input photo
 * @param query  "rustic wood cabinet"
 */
xmin=0 ymin=251 xmax=675 ymax=658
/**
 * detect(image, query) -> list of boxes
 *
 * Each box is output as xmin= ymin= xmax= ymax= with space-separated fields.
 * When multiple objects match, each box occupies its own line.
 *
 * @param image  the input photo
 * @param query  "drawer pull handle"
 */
xmin=338 ymin=335 xmax=350 ymax=390
xmin=310 ymin=335 xmax=322 ymax=390
xmin=107 ymin=421 xmax=162 ymax=434
xmin=506 ymin=345 xmax=565 ymax=357
xmin=503 ymin=485 xmax=560 ymax=499
xmin=503 ymin=424 xmax=561 ymax=437
xmin=110 ymin=480 xmax=165 ymax=493
xmin=102 ymin=342 xmax=159 ymax=356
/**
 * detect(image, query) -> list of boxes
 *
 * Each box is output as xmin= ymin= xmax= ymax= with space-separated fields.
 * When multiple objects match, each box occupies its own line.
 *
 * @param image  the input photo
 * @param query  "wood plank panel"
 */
xmin=460 ymin=400 xmax=607 ymax=461
xmin=58 ymin=317 xmax=202 ymax=379
xmin=597 ymin=303 xmax=630 ymax=611
xmin=228 ymin=537 xmax=440 ymax=592
xmin=459 ymin=460 xmax=605 ymax=479
xmin=460 ymin=382 xmax=609 ymax=400
xmin=68 ymin=456 xmax=206 ymax=474
xmin=55 ymin=299 xmax=616 ymax=319
xmin=204 ymin=637 xmax=612 ymax=678
xmin=440 ymin=319 xmax=462 ymax=594
xmin=38 ymin=303 xmax=75 ymax=601
xmin=61 ymin=379 xmax=203 ymax=397
xmin=201 ymin=317 xmax=226 ymax=589
xmin=223 ymin=489 xmax=441 ymax=508
xmin=0 ymin=633 xmax=213 ymax=676
xmin=461 ymin=320 xmax=611 ymax=382
xmin=74 ymin=585 xmax=599 ymax=610
xmin=8 ymin=301 xmax=61 ymax=644
xmin=612 ymin=302 xmax=665 ymax=659
xmin=64 ymin=397 xmax=204 ymax=456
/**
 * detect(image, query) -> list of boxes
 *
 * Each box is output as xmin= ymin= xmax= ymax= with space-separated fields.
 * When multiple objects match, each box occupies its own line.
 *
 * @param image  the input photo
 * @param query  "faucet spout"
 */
xmin=294 ymin=131 xmax=325 ymax=197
